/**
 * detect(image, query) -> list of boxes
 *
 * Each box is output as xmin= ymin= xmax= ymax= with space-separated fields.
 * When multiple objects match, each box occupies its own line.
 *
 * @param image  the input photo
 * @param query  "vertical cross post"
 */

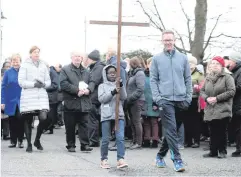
xmin=115 ymin=0 xmax=123 ymax=131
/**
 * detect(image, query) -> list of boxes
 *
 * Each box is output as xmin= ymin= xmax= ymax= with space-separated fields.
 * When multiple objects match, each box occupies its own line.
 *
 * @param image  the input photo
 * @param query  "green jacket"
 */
xmin=191 ymin=69 xmax=204 ymax=98
xmin=200 ymin=70 xmax=236 ymax=121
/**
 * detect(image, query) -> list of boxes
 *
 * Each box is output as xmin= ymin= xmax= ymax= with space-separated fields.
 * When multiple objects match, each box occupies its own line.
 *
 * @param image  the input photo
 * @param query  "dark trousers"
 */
xmin=128 ymin=100 xmax=144 ymax=145
xmin=9 ymin=107 xmax=24 ymax=144
xmin=57 ymin=101 xmax=64 ymax=125
xmin=88 ymin=104 xmax=100 ymax=144
xmin=157 ymin=100 xmax=187 ymax=161
xmin=1 ymin=119 xmax=9 ymax=137
xmin=228 ymin=117 xmax=236 ymax=144
xmin=22 ymin=111 xmax=47 ymax=145
xmin=200 ymin=111 xmax=210 ymax=137
xmin=232 ymin=115 xmax=241 ymax=151
xmin=209 ymin=118 xmax=229 ymax=154
xmin=64 ymin=112 xmax=89 ymax=149
xmin=184 ymin=98 xmax=201 ymax=145
xmin=47 ymin=103 xmax=58 ymax=131
xmin=143 ymin=117 xmax=159 ymax=141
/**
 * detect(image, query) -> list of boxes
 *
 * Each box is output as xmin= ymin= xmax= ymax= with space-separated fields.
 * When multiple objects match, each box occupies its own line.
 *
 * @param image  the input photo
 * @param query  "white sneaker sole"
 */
xmin=100 ymin=165 xmax=110 ymax=169
xmin=117 ymin=164 xmax=128 ymax=169
xmin=174 ymin=167 xmax=185 ymax=172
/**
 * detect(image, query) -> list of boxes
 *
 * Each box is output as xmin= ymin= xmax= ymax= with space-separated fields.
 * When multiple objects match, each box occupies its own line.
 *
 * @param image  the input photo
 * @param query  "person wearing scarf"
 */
xmin=201 ymin=56 xmax=236 ymax=158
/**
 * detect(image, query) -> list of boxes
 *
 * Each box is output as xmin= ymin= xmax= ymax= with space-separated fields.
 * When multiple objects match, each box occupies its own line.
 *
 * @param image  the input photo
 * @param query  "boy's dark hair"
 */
xmin=105 ymin=65 xmax=116 ymax=74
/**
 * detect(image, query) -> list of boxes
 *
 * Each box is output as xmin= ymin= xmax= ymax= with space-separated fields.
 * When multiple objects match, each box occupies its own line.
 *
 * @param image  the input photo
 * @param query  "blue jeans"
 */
xmin=101 ymin=119 xmax=125 ymax=161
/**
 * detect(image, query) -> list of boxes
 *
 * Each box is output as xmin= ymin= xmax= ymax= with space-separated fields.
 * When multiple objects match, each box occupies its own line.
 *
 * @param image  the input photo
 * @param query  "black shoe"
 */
xmin=18 ymin=142 xmax=24 ymax=148
xmin=8 ymin=144 xmax=16 ymax=148
xmin=218 ymin=152 xmax=227 ymax=159
xmin=231 ymin=150 xmax=241 ymax=157
xmin=89 ymin=142 xmax=100 ymax=147
xmin=192 ymin=143 xmax=200 ymax=148
xmin=3 ymin=136 xmax=10 ymax=140
xmin=184 ymin=144 xmax=192 ymax=148
xmin=68 ymin=147 xmax=76 ymax=152
xmin=34 ymin=140 xmax=43 ymax=150
xmin=152 ymin=140 xmax=158 ymax=148
xmin=81 ymin=145 xmax=93 ymax=152
xmin=142 ymin=140 xmax=151 ymax=148
xmin=203 ymin=152 xmax=218 ymax=158
xmin=26 ymin=144 xmax=32 ymax=153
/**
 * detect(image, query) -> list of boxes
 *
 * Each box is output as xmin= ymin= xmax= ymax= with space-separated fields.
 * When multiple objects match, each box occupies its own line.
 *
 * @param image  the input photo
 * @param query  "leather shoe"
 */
xmin=26 ymin=144 xmax=32 ymax=153
xmin=34 ymin=140 xmax=43 ymax=150
xmin=8 ymin=144 xmax=16 ymax=148
xmin=89 ymin=142 xmax=100 ymax=147
xmin=81 ymin=145 xmax=93 ymax=152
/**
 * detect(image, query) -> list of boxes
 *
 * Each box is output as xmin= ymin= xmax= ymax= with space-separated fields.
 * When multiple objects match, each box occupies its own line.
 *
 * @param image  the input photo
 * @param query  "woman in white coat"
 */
xmin=18 ymin=46 xmax=51 ymax=152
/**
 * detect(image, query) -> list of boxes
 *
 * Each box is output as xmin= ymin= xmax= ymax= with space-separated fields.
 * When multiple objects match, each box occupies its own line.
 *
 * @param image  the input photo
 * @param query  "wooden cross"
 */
xmin=90 ymin=0 xmax=149 ymax=130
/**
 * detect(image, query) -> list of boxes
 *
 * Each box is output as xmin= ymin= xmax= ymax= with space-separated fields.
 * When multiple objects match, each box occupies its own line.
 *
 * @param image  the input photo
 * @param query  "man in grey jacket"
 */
xmin=150 ymin=30 xmax=192 ymax=172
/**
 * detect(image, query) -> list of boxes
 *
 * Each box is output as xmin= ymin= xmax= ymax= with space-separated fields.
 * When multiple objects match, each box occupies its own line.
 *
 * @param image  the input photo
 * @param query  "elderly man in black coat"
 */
xmin=60 ymin=51 xmax=93 ymax=153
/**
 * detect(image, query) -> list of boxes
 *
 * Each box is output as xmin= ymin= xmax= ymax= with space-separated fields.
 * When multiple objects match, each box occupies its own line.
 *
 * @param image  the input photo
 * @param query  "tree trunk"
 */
xmin=192 ymin=0 xmax=207 ymax=63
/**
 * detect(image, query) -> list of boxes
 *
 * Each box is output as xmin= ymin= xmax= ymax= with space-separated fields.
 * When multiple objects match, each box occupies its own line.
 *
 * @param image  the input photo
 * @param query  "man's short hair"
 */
xmin=162 ymin=30 xmax=175 ymax=36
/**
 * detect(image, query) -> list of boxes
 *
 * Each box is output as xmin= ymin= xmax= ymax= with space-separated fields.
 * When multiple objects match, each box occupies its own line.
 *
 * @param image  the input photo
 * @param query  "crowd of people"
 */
xmin=1 ymin=29 xmax=241 ymax=172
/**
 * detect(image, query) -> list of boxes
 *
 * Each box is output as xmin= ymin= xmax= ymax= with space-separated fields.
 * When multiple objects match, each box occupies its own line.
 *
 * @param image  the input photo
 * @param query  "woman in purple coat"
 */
xmin=1 ymin=54 xmax=24 ymax=148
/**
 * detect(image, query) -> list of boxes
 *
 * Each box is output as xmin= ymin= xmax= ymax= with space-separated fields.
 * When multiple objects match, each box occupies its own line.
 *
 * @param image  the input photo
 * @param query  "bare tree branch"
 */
xmin=173 ymin=29 xmax=190 ymax=54
xmin=136 ymin=0 xmax=163 ymax=31
xmin=179 ymin=0 xmax=193 ymax=49
xmin=202 ymin=14 xmax=222 ymax=53
xmin=211 ymin=33 xmax=241 ymax=39
xmin=152 ymin=0 xmax=166 ymax=29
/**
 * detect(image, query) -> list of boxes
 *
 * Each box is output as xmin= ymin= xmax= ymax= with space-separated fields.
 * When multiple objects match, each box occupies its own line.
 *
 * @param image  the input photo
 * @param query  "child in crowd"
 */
xmin=98 ymin=65 xmax=128 ymax=169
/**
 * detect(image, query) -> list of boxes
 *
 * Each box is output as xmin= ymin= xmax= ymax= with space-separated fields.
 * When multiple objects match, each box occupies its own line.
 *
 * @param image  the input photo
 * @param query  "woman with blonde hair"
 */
xmin=184 ymin=56 xmax=204 ymax=148
xmin=1 ymin=54 xmax=24 ymax=148
xmin=18 ymin=46 xmax=51 ymax=152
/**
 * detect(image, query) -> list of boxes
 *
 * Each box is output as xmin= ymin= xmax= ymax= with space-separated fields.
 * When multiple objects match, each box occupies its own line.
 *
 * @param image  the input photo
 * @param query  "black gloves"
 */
xmin=120 ymin=80 xmax=123 ymax=87
xmin=111 ymin=89 xmax=118 ymax=96
xmin=34 ymin=81 xmax=44 ymax=88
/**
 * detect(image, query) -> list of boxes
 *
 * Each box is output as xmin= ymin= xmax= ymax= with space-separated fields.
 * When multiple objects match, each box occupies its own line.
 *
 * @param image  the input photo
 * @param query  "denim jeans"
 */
xmin=101 ymin=119 xmax=125 ymax=161
xmin=178 ymin=123 xmax=184 ymax=146
xmin=157 ymin=100 xmax=188 ymax=161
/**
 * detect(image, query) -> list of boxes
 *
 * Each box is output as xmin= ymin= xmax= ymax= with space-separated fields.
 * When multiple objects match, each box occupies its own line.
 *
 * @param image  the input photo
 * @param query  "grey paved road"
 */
xmin=1 ymin=126 xmax=241 ymax=177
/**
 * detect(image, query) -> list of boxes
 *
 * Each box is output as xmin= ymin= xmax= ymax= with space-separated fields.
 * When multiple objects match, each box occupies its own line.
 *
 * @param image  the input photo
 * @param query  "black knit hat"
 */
xmin=88 ymin=50 xmax=100 ymax=61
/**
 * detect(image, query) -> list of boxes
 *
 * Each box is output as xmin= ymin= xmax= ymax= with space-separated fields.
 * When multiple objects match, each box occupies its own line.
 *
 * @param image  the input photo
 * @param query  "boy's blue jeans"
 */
xmin=101 ymin=119 xmax=125 ymax=161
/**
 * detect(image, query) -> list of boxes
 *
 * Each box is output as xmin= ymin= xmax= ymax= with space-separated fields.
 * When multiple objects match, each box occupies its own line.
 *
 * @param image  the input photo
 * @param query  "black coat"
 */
xmin=232 ymin=62 xmax=241 ymax=116
xmin=87 ymin=60 xmax=106 ymax=106
xmin=46 ymin=67 xmax=58 ymax=104
xmin=60 ymin=63 xmax=91 ymax=112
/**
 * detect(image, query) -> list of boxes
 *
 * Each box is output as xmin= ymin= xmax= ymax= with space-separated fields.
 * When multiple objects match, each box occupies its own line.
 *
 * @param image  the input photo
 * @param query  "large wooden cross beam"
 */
xmin=90 ymin=0 xmax=149 ymax=130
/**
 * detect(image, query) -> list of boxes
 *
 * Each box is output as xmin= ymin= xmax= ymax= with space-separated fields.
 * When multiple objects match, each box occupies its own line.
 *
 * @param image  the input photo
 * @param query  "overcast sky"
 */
xmin=1 ymin=0 xmax=240 ymax=65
